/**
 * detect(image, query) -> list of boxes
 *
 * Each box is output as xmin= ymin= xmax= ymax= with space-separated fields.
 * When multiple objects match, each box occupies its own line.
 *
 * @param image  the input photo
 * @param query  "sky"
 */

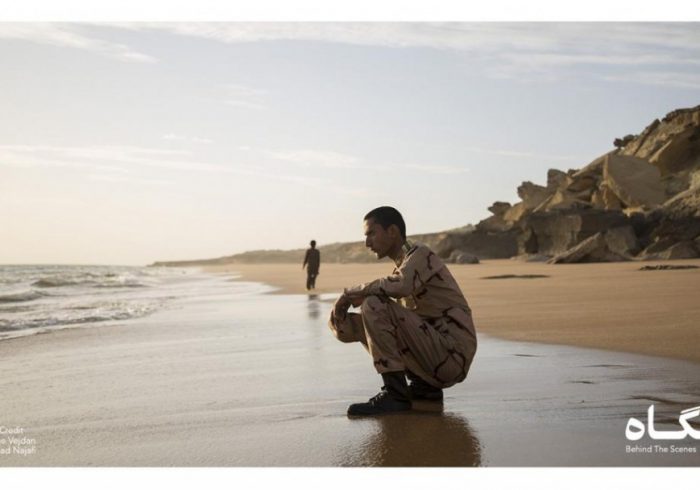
xmin=2 ymin=21 xmax=700 ymax=265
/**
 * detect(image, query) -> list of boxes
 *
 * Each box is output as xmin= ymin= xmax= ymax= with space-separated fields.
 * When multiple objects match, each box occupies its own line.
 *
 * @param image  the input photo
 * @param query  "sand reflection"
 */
xmin=307 ymin=294 xmax=321 ymax=319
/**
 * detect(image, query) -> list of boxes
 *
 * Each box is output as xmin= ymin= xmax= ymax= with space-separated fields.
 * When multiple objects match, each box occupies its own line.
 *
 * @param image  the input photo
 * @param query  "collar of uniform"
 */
xmin=394 ymin=240 xmax=413 ymax=267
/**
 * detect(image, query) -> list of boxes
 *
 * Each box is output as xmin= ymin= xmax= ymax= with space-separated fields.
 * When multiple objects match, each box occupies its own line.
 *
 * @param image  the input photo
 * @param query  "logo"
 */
xmin=626 ymin=405 xmax=700 ymax=441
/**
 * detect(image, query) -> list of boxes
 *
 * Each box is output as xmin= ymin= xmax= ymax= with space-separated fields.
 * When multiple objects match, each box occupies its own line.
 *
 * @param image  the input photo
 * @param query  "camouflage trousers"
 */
xmin=329 ymin=295 xmax=477 ymax=389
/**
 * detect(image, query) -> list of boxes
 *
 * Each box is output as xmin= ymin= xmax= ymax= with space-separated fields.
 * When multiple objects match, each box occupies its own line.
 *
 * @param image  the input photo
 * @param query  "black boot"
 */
xmin=406 ymin=370 xmax=444 ymax=401
xmin=347 ymin=372 xmax=412 ymax=416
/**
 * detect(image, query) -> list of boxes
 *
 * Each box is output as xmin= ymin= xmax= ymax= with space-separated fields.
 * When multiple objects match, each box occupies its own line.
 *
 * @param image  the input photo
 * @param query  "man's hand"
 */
xmin=332 ymin=294 xmax=352 ymax=322
xmin=331 ymin=291 xmax=365 ymax=324
xmin=347 ymin=294 xmax=363 ymax=307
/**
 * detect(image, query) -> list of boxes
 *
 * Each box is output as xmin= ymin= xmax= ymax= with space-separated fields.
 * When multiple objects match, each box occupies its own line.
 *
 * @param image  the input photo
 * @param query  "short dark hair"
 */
xmin=310 ymin=240 xmax=316 ymax=247
xmin=364 ymin=206 xmax=406 ymax=239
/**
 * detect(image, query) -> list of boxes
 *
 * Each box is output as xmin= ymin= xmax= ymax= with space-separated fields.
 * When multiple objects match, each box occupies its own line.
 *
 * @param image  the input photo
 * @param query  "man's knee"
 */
xmin=328 ymin=317 xmax=357 ymax=343
xmin=360 ymin=294 xmax=386 ymax=317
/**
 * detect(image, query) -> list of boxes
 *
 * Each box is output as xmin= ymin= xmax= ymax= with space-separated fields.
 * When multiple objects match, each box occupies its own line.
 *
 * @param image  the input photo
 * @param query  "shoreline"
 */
xmin=1 ymin=271 xmax=699 ymax=466
xmin=1 ymin=267 xmax=699 ymax=466
xmin=204 ymin=258 xmax=700 ymax=365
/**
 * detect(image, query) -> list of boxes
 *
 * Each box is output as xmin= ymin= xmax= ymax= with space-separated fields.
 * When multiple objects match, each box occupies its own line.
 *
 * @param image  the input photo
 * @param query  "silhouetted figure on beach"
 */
xmin=328 ymin=206 xmax=478 ymax=416
xmin=302 ymin=240 xmax=320 ymax=290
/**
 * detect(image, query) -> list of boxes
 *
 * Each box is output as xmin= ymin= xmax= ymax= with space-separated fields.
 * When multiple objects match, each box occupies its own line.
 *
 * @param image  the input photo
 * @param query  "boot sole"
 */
xmin=347 ymin=404 xmax=412 ymax=416
xmin=347 ymin=408 xmax=412 ymax=416
xmin=411 ymin=394 xmax=444 ymax=402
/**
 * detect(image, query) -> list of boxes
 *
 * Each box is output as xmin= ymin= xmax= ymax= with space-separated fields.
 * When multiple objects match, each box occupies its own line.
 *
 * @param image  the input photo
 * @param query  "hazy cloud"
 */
xmin=162 ymin=133 xmax=214 ymax=144
xmin=602 ymin=71 xmax=700 ymax=90
xmin=4 ymin=23 xmax=699 ymax=85
xmin=265 ymin=149 xmax=363 ymax=169
xmin=264 ymin=147 xmax=472 ymax=174
xmin=0 ymin=144 xmax=327 ymax=187
xmin=461 ymin=145 xmax=583 ymax=162
xmin=136 ymin=22 xmax=700 ymax=80
xmin=403 ymin=163 xmax=469 ymax=174
xmin=0 ymin=23 xmax=157 ymax=63
xmin=222 ymin=83 xmax=268 ymax=110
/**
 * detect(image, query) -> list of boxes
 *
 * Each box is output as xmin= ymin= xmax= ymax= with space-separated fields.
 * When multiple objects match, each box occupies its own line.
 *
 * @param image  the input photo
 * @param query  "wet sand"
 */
xmin=205 ymin=258 xmax=700 ymax=364
xmin=0 ymin=274 xmax=698 ymax=467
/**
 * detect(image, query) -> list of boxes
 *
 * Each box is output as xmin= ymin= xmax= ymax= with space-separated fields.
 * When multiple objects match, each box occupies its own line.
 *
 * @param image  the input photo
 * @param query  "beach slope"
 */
xmin=206 ymin=258 xmax=700 ymax=364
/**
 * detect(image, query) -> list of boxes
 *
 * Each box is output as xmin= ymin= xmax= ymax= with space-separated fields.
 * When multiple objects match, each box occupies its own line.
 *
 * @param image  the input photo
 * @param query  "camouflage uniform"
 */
xmin=328 ymin=242 xmax=477 ymax=388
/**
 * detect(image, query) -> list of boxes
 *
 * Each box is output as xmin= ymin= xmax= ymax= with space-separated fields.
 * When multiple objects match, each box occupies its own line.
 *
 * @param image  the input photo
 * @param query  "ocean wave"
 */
xmin=0 ymin=290 xmax=46 ymax=303
xmin=0 ymin=265 xmax=230 ymax=341
xmin=32 ymin=278 xmax=95 ymax=288
xmin=32 ymin=278 xmax=148 ymax=289
xmin=94 ymin=282 xmax=147 ymax=289
xmin=0 ymin=303 xmax=159 ymax=332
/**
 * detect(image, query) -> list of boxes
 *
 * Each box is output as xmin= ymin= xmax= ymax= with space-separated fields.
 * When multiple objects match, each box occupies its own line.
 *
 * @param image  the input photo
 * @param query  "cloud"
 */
xmin=0 ymin=144 xmax=328 ymax=188
xmin=3 ymin=23 xmax=699 ymax=84
xmin=460 ymin=145 xmax=583 ymax=162
xmin=0 ymin=144 xmax=190 ymax=164
xmin=140 ymin=23 xmax=700 ymax=63
xmin=132 ymin=22 xmax=700 ymax=84
xmin=602 ymin=71 xmax=700 ymax=90
xmin=403 ymin=163 xmax=469 ymax=174
xmin=263 ymin=147 xmax=472 ymax=174
xmin=88 ymin=174 xmax=174 ymax=186
xmin=265 ymin=149 xmax=363 ymax=169
xmin=264 ymin=144 xmax=581 ymax=172
xmin=222 ymin=83 xmax=268 ymax=110
xmin=0 ymin=144 xmax=229 ymax=173
xmin=0 ymin=141 xmax=580 ymax=185
xmin=224 ymin=99 xmax=265 ymax=110
xmin=162 ymin=133 xmax=214 ymax=144
xmin=0 ymin=23 xmax=157 ymax=63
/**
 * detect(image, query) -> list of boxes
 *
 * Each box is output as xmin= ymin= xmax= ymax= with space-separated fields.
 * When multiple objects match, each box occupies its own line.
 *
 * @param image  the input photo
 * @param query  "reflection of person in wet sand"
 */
xmin=340 ymin=412 xmax=482 ymax=466
xmin=307 ymin=294 xmax=320 ymax=320
xmin=329 ymin=206 xmax=478 ymax=416
xmin=302 ymin=240 xmax=320 ymax=291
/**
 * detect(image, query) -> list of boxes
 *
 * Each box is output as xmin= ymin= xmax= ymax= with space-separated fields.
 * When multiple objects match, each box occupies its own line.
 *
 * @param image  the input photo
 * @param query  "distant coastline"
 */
xmin=150 ymin=226 xmax=474 ymax=267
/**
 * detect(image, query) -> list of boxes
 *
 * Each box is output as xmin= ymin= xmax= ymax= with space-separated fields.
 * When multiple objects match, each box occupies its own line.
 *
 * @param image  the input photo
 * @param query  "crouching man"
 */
xmin=329 ymin=206 xmax=478 ymax=416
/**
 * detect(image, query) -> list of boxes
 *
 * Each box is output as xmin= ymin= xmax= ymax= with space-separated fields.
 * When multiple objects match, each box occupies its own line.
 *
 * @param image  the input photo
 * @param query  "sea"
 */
xmin=0 ymin=264 xmax=274 ymax=341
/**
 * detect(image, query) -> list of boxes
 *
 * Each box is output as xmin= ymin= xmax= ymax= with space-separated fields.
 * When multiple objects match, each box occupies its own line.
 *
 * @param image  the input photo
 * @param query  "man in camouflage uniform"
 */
xmin=329 ymin=206 xmax=477 ymax=416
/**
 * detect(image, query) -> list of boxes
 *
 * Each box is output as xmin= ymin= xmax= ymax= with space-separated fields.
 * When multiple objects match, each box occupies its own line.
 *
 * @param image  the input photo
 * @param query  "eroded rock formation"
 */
xmin=454 ymin=105 xmax=700 ymax=263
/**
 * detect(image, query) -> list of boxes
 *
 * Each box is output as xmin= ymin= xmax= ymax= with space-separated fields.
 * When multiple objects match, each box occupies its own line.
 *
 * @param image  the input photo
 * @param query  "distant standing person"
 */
xmin=328 ymin=206 xmax=477 ymax=416
xmin=303 ymin=240 xmax=320 ymax=290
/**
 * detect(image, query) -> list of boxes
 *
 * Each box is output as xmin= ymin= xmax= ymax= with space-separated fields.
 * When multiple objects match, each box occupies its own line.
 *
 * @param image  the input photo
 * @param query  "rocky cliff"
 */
xmin=468 ymin=104 xmax=700 ymax=263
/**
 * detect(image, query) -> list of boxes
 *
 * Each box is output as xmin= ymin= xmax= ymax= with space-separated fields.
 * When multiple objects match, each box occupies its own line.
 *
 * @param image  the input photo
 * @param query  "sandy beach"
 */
xmin=206 ymin=258 xmax=700 ymax=364
xmin=1 ymin=265 xmax=699 ymax=466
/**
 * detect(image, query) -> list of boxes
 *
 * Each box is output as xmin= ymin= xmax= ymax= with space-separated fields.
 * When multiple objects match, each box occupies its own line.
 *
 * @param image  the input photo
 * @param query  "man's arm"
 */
xmin=344 ymin=245 xmax=437 ymax=300
xmin=302 ymin=249 xmax=309 ymax=269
